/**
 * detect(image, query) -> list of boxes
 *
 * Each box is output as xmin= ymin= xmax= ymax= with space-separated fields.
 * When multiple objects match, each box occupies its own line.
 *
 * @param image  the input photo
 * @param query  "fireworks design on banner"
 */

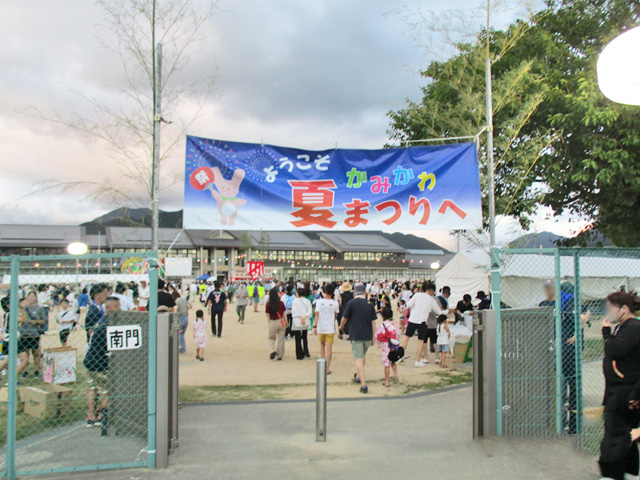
xmin=244 ymin=148 xmax=278 ymax=182
xmin=185 ymin=139 xmax=238 ymax=179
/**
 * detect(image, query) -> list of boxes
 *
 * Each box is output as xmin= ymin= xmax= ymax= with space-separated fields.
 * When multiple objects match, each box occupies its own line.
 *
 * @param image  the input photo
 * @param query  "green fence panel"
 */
xmin=493 ymin=247 xmax=640 ymax=455
xmin=0 ymin=252 xmax=158 ymax=479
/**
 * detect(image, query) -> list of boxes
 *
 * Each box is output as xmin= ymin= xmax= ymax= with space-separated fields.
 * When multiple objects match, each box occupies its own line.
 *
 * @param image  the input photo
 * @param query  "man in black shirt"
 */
xmin=207 ymin=281 xmax=227 ymax=337
xmin=339 ymin=283 xmax=377 ymax=394
xmin=156 ymin=279 xmax=176 ymax=313
xmin=476 ymin=291 xmax=491 ymax=310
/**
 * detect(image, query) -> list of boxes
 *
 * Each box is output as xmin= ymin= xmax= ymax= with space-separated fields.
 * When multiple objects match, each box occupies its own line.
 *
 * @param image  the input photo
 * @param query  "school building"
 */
xmin=0 ymin=222 xmax=453 ymax=282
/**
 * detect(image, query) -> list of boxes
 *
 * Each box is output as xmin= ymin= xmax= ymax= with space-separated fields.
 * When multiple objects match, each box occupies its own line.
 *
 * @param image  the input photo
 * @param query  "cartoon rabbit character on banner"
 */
xmin=210 ymin=167 xmax=247 ymax=225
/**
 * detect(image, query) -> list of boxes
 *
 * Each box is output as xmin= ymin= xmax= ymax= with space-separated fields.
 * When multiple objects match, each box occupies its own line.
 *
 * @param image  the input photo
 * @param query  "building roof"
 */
xmin=243 ymin=231 xmax=333 ymax=252
xmin=0 ymin=222 xmax=450 ymax=258
xmin=318 ymin=233 xmax=405 ymax=253
xmin=0 ymin=225 xmax=83 ymax=247
xmin=106 ymin=227 xmax=196 ymax=249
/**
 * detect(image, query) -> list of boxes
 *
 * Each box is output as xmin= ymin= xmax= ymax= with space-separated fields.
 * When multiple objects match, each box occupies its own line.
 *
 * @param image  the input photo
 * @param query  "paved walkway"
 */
xmin=30 ymin=386 xmax=599 ymax=480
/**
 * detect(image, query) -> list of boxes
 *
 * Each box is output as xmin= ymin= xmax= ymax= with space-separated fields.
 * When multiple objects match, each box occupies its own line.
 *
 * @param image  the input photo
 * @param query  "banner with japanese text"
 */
xmin=183 ymin=135 xmax=482 ymax=231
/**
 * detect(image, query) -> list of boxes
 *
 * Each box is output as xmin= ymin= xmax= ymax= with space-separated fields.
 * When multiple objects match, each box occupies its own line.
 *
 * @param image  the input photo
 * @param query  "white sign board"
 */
xmin=107 ymin=325 xmax=142 ymax=351
xmin=164 ymin=257 xmax=193 ymax=277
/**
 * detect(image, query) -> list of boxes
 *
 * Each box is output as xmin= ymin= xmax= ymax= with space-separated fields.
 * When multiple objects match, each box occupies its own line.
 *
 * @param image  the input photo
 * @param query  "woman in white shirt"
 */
xmin=291 ymin=287 xmax=312 ymax=360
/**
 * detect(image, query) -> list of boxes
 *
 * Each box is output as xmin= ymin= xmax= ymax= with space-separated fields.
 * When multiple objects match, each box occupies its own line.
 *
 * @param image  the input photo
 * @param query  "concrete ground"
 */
xmin=32 ymin=386 xmax=600 ymax=480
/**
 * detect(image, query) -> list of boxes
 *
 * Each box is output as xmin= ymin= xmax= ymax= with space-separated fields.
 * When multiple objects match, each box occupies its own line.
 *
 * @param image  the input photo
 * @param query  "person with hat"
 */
xmin=476 ymin=291 xmax=491 ymax=310
xmin=337 ymin=281 xmax=353 ymax=340
xmin=339 ymin=283 xmax=377 ymax=394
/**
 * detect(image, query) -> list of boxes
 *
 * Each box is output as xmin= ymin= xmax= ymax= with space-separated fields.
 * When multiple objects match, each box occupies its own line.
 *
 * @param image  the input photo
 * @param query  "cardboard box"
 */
xmin=455 ymin=342 xmax=473 ymax=364
xmin=21 ymin=384 xmax=72 ymax=419
xmin=43 ymin=347 xmax=77 ymax=385
xmin=0 ymin=387 xmax=24 ymax=413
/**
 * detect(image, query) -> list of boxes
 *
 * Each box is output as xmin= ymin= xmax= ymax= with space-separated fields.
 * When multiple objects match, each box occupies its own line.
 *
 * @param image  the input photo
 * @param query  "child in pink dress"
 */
xmin=375 ymin=307 xmax=400 ymax=387
xmin=193 ymin=310 xmax=207 ymax=361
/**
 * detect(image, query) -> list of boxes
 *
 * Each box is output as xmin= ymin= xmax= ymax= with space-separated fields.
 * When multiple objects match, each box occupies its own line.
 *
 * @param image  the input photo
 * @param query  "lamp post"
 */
xmin=67 ymin=242 xmax=88 ymax=286
xmin=597 ymin=26 xmax=640 ymax=105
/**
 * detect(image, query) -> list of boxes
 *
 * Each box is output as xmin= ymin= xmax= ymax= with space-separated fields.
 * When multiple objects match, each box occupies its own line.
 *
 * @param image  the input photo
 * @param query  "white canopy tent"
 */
xmin=1 ymin=273 xmax=149 ymax=286
xmin=435 ymin=252 xmax=489 ymax=305
xmin=500 ymin=253 xmax=640 ymax=308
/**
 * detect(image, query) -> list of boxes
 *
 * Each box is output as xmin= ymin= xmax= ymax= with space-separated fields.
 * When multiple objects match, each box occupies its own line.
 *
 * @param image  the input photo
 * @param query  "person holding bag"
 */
xmin=266 ymin=288 xmax=287 ymax=361
xmin=291 ymin=287 xmax=312 ymax=360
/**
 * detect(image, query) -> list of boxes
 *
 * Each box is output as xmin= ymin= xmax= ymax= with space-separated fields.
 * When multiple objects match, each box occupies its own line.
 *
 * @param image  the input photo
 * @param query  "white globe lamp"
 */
xmin=597 ymin=26 xmax=640 ymax=105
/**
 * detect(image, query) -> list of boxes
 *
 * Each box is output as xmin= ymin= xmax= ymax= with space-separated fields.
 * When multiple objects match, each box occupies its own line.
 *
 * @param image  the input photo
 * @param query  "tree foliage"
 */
xmin=388 ymin=0 xmax=640 ymax=245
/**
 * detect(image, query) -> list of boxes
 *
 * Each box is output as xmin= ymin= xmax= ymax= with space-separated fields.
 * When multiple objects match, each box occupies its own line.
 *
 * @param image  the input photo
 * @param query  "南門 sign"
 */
xmin=107 ymin=325 xmax=142 ymax=351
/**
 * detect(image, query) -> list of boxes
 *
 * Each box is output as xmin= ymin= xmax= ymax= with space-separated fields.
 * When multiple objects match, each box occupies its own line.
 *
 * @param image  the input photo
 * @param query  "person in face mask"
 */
xmin=599 ymin=290 xmax=640 ymax=480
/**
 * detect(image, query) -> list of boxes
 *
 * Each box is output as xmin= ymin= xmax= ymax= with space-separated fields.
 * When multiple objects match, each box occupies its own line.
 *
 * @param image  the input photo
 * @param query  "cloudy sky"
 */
xmin=0 ymin=0 xmax=580 ymax=251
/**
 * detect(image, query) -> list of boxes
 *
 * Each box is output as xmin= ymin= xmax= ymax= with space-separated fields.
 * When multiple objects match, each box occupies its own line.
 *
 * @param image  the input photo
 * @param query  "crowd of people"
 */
xmin=179 ymin=277 xmax=487 ymax=395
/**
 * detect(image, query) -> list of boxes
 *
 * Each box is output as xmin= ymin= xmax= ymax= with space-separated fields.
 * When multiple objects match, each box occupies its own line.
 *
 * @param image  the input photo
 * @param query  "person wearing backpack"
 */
xmin=266 ymin=288 xmax=287 ymax=361
xmin=338 ymin=282 xmax=354 ymax=340
xmin=283 ymin=285 xmax=295 ymax=340
xmin=375 ymin=305 xmax=400 ymax=388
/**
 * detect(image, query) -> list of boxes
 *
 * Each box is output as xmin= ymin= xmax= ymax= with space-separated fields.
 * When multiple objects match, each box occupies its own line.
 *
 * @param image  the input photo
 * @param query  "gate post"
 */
xmin=554 ymin=250 xmax=563 ymax=435
xmin=147 ymin=256 xmax=159 ymax=469
xmin=6 ymin=256 xmax=20 ymax=480
xmin=573 ymin=251 xmax=583 ymax=435
xmin=490 ymin=247 xmax=502 ymax=436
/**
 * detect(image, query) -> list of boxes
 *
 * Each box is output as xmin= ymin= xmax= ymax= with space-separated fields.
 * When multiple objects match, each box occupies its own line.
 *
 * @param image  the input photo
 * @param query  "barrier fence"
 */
xmin=491 ymin=247 xmax=640 ymax=454
xmin=0 ymin=252 xmax=158 ymax=479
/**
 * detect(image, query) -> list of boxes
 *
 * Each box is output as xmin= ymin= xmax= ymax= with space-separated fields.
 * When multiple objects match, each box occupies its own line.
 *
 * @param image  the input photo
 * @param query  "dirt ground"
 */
xmin=177 ymin=299 xmax=471 ymax=401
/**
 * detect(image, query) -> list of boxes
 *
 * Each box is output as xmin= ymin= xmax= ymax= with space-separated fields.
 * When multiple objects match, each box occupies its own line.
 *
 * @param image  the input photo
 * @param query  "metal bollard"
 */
xmin=316 ymin=358 xmax=327 ymax=442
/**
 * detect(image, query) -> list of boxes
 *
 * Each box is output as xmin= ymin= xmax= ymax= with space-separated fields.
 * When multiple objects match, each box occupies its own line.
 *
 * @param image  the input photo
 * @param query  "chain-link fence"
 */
xmin=492 ymin=247 xmax=640 ymax=454
xmin=0 ymin=252 xmax=158 ymax=479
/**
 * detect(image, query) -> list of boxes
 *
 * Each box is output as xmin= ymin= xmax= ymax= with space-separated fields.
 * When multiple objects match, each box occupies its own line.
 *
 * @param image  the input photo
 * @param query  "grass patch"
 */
xmin=401 ymin=371 xmax=473 ymax=395
xmin=179 ymin=383 xmax=309 ymax=403
xmin=180 ymin=371 xmax=474 ymax=403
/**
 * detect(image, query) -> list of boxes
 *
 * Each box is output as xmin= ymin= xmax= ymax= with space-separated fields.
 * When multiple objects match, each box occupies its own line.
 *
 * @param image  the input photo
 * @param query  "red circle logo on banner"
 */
xmin=189 ymin=167 xmax=215 ymax=190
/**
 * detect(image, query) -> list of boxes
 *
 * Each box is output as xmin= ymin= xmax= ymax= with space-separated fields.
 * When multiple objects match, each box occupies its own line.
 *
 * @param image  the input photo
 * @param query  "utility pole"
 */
xmin=486 ymin=0 xmax=503 ymax=437
xmin=151 ymin=42 xmax=162 ymax=253
xmin=485 ymin=0 xmax=496 ymax=248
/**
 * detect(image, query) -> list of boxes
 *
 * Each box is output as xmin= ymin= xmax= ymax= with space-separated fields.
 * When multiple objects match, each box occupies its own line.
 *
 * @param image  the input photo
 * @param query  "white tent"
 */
xmin=435 ymin=252 xmax=489 ymax=305
xmin=1 ymin=273 xmax=149 ymax=286
xmin=500 ymin=253 xmax=640 ymax=308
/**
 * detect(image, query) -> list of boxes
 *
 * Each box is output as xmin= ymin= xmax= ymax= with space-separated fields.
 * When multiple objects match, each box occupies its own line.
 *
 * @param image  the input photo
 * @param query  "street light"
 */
xmin=430 ymin=262 xmax=441 ymax=270
xmin=67 ymin=242 xmax=88 ymax=255
xmin=597 ymin=26 xmax=640 ymax=105
xmin=67 ymin=242 xmax=88 ymax=286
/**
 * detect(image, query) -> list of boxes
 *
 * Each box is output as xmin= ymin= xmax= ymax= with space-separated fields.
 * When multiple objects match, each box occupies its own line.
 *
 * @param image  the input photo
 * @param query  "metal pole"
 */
xmin=151 ymin=42 xmax=162 ymax=253
xmin=147 ymin=254 xmax=159 ymax=468
xmin=573 ymin=252 xmax=583 ymax=435
xmin=6 ymin=256 xmax=20 ymax=480
xmin=554 ymin=250 xmax=563 ymax=435
xmin=490 ymin=247 xmax=502 ymax=435
xmin=485 ymin=0 xmax=496 ymax=248
xmin=316 ymin=358 xmax=327 ymax=442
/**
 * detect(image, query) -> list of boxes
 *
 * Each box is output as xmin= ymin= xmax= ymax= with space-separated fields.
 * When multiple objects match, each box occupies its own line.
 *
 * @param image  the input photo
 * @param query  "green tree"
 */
xmin=388 ymin=0 xmax=640 ymax=245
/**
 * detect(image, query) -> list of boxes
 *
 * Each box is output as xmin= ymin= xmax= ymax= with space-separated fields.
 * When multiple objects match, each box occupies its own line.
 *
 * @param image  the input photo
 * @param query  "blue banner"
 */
xmin=183 ymin=135 xmax=482 ymax=231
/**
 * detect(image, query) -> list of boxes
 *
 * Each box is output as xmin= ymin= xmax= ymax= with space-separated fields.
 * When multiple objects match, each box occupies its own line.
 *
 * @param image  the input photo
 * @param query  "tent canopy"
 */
xmin=500 ymin=253 xmax=640 ymax=308
xmin=196 ymin=273 xmax=210 ymax=281
xmin=435 ymin=252 xmax=489 ymax=305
